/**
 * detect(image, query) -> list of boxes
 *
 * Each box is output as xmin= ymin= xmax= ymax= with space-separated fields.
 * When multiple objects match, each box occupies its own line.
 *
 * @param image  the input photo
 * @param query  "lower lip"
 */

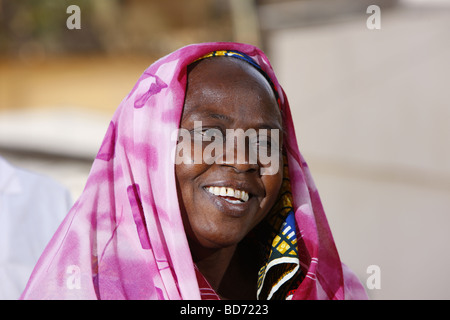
xmin=202 ymin=188 xmax=251 ymax=217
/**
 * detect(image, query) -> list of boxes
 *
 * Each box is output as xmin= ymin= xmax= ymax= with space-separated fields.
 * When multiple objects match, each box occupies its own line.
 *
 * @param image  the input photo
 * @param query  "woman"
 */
xmin=21 ymin=42 xmax=367 ymax=300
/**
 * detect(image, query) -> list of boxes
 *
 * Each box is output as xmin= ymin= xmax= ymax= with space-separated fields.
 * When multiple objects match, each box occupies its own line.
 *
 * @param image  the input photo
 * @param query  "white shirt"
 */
xmin=0 ymin=156 xmax=72 ymax=299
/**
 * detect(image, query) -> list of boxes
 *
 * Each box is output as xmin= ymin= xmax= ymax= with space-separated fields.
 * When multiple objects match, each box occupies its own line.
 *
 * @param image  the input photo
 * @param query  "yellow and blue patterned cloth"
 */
xmin=255 ymin=158 xmax=302 ymax=300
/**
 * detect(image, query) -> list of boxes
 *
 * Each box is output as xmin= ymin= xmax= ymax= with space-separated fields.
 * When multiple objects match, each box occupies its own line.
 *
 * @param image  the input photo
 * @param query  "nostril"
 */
xmin=222 ymin=162 xmax=259 ymax=174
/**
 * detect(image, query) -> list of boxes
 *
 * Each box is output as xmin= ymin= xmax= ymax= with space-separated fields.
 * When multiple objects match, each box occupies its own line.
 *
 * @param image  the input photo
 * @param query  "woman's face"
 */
xmin=175 ymin=57 xmax=283 ymax=250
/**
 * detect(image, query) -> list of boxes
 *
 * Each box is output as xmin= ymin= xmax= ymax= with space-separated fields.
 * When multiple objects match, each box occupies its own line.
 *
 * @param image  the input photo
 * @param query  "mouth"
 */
xmin=204 ymin=186 xmax=250 ymax=204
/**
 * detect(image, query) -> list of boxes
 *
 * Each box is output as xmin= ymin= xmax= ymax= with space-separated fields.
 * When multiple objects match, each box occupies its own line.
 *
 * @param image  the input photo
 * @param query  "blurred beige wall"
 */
xmin=268 ymin=4 xmax=450 ymax=299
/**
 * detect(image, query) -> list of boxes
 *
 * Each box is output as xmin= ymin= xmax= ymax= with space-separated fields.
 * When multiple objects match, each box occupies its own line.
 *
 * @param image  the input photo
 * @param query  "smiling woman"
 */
xmin=176 ymin=56 xmax=284 ymax=299
xmin=20 ymin=42 xmax=367 ymax=300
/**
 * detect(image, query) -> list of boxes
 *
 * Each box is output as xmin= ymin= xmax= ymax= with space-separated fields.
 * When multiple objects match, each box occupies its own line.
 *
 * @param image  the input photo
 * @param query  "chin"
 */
xmin=195 ymin=230 xmax=246 ymax=249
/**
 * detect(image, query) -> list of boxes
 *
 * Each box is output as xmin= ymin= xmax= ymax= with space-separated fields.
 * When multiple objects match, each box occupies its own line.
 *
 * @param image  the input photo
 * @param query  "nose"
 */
xmin=217 ymin=133 xmax=259 ymax=173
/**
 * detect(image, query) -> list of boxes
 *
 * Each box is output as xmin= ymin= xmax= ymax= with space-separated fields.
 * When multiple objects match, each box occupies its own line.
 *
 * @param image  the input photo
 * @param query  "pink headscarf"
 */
xmin=21 ymin=42 xmax=367 ymax=300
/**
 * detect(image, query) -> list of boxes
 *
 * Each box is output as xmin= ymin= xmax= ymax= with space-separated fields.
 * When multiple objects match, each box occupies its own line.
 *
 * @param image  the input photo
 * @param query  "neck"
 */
xmin=190 ymin=242 xmax=238 ymax=291
xmin=189 ymin=239 xmax=259 ymax=299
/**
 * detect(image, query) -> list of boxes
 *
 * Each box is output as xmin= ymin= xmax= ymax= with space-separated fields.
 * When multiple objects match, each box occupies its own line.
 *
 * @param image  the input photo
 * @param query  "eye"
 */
xmin=258 ymin=139 xmax=271 ymax=150
xmin=191 ymin=128 xmax=223 ymax=142
xmin=253 ymin=132 xmax=275 ymax=148
xmin=251 ymin=130 xmax=281 ymax=155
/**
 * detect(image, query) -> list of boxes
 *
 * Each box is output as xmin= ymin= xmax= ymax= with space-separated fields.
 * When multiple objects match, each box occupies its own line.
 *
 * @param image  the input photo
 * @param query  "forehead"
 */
xmin=183 ymin=57 xmax=281 ymax=128
xmin=186 ymin=57 xmax=274 ymax=95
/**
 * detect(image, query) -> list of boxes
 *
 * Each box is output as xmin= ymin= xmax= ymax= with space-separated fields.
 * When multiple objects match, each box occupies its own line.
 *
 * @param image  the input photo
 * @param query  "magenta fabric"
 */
xmin=20 ymin=42 xmax=367 ymax=300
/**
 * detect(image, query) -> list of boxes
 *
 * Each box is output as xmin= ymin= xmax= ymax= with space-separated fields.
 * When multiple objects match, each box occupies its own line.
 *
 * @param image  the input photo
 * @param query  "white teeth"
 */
xmin=206 ymin=186 xmax=249 ymax=203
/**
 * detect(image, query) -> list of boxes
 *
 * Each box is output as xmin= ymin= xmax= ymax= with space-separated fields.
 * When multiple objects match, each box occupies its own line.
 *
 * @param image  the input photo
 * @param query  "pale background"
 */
xmin=1 ymin=0 xmax=449 ymax=299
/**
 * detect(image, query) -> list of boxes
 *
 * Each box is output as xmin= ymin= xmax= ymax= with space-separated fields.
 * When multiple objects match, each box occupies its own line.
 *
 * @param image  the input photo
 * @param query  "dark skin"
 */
xmin=175 ymin=57 xmax=283 ymax=299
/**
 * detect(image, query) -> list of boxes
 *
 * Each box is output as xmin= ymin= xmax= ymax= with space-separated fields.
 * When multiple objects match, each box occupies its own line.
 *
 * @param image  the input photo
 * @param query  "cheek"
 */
xmin=260 ymin=170 xmax=283 ymax=212
xmin=175 ymin=162 xmax=212 ymax=216
xmin=175 ymin=163 xmax=202 ymax=238
xmin=175 ymin=163 xmax=200 ymax=200
xmin=175 ymin=163 xmax=195 ymax=213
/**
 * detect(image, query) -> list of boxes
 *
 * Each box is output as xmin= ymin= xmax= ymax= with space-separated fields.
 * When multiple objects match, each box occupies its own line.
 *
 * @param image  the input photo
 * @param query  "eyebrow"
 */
xmin=209 ymin=113 xmax=232 ymax=122
xmin=186 ymin=109 xmax=232 ymax=123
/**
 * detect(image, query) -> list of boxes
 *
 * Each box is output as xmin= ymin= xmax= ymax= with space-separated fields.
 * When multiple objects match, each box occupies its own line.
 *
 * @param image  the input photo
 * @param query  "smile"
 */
xmin=205 ymin=186 xmax=250 ymax=204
